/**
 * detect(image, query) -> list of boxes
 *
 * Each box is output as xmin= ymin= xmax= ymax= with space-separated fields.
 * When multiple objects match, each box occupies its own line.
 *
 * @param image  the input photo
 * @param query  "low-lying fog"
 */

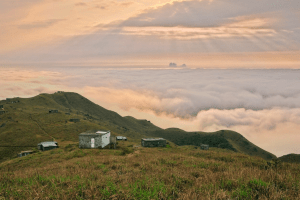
xmin=1 ymin=66 xmax=300 ymax=157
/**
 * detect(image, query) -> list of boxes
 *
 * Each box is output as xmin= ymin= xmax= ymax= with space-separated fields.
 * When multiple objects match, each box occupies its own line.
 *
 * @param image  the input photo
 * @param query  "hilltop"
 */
xmin=146 ymin=128 xmax=276 ymax=160
xmin=0 ymin=92 xmax=276 ymax=162
xmin=278 ymin=154 xmax=300 ymax=163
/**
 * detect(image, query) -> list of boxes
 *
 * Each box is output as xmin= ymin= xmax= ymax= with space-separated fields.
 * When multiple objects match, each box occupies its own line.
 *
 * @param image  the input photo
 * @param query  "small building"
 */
xmin=116 ymin=136 xmax=127 ymax=141
xmin=70 ymin=118 xmax=80 ymax=123
xmin=37 ymin=141 xmax=59 ymax=151
xmin=200 ymin=144 xmax=209 ymax=150
xmin=0 ymin=111 xmax=6 ymax=115
xmin=0 ymin=105 xmax=3 ymax=109
xmin=79 ymin=130 xmax=115 ymax=149
xmin=141 ymin=138 xmax=166 ymax=147
xmin=49 ymin=110 xmax=58 ymax=113
xmin=18 ymin=150 xmax=33 ymax=157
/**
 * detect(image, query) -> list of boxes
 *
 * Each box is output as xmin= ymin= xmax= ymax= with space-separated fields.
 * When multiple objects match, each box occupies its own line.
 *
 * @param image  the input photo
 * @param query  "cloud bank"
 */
xmin=1 ymin=66 xmax=300 ymax=156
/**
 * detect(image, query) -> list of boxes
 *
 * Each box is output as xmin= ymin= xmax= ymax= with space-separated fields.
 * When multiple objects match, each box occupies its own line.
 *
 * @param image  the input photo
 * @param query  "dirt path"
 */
xmin=29 ymin=114 xmax=54 ymax=140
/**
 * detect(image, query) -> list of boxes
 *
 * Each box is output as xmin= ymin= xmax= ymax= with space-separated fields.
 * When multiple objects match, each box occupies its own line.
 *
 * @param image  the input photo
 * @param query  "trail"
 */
xmin=63 ymin=93 xmax=76 ymax=110
xmin=29 ymin=114 xmax=54 ymax=140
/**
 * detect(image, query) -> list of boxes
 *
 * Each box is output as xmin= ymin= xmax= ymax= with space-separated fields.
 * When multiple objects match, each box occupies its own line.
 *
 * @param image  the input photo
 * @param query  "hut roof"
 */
xmin=142 ymin=138 xmax=165 ymax=141
xmin=38 ymin=141 xmax=58 ymax=147
xmin=80 ymin=130 xmax=110 ymax=136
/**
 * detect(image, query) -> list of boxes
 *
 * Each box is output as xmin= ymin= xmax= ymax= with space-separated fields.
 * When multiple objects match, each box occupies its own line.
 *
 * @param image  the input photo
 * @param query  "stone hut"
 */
xmin=141 ymin=138 xmax=166 ymax=147
xmin=18 ymin=150 xmax=33 ymax=157
xmin=79 ymin=130 xmax=115 ymax=149
xmin=38 ymin=141 xmax=59 ymax=151
xmin=200 ymin=144 xmax=209 ymax=150
xmin=70 ymin=118 xmax=80 ymax=123
xmin=49 ymin=110 xmax=58 ymax=113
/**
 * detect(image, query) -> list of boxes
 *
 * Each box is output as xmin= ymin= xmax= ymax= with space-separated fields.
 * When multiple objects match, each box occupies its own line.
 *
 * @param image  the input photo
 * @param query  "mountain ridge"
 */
xmin=278 ymin=153 xmax=300 ymax=163
xmin=0 ymin=92 xmax=276 ymax=162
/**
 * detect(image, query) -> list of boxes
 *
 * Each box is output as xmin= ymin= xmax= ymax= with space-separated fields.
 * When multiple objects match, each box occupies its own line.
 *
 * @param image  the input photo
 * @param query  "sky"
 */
xmin=0 ymin=0 xmax=300 ymax=67
xmin=1 ymin=0 xmax=300 ymax=157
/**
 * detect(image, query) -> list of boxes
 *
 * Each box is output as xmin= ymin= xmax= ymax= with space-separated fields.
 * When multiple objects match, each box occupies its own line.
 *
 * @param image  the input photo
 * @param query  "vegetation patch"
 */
xmin=129 ymin=179 xmax=168 ymax=200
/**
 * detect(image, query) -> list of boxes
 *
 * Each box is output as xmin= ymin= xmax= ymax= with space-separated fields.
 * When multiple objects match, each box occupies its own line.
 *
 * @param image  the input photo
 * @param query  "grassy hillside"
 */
xmin=279 ymin=154 xmax=300 ymax=163
xmin=147 ymin=129 xmax=276 ymax=160
xmin=0 ymin=92 xmax=161 ymax=162
xmin=0 ymin=142 xmax=299 ymax=199
xmin=0 ymin=92 xmax=275 ymax=162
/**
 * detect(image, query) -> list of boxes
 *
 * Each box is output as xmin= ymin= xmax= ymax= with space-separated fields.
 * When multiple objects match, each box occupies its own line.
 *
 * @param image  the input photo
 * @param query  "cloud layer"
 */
xmin=1 ymin=66 xmax=300 ymax=156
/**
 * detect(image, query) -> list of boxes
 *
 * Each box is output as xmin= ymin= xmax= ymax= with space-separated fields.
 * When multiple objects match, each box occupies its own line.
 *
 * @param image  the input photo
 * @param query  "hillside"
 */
xmin=279 ymin=154 xmax=300 ymax=163
xmin=146 ymin=128 xmax=276 ymax=160
xmin=0 ymin=92 xmax=275 ymax=162
xmin=0 ymin=142 xmax=299 ymax=199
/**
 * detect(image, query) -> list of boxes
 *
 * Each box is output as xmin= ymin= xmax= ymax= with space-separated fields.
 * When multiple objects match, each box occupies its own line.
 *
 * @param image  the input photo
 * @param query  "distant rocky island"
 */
xmin=169 ymin=63 xmax=186 ymax=67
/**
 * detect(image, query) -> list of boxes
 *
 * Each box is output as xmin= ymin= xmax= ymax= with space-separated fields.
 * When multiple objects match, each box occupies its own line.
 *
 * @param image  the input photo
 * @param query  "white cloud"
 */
xmin=1 ymin=66 xmax=300 ymax=156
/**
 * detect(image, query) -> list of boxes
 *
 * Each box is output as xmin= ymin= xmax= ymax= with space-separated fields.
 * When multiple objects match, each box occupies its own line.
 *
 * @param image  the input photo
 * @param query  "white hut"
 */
xmin=79 ymin=130 xmax=114 ymax=149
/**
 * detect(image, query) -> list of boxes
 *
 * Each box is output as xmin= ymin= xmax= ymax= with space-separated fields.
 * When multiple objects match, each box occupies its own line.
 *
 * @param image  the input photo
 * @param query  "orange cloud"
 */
xmin=121 ymin=24 xmax=276 ymax=40
xmin=0 ymin=0 xmax=169 ymax=53
xmin=83 ymin=85 xmax=300 ymax=157
xmin=1 ymin=66 xmax=300 ymax=157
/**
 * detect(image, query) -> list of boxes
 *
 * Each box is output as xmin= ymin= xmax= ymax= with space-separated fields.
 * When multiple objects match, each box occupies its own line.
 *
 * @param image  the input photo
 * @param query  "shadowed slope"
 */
xmin=146 ymin=129 xmax=276 ymax=160
xmin=279 ymin=154 xmax=300 ymax=163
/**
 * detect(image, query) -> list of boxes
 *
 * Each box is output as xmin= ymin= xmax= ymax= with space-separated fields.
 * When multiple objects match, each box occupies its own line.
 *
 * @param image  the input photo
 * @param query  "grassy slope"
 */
xmin=0 ymin=143 xmax=299 ymax=199
xmin=147 ymin=129 xmax=276 ymax=160
xmin=0 ymin=92 xmax=162 ymax=162
xmin=0 ymin=92 xmax=275 ymax=162
xmin=279 ymin=154 xmax=300 ymax=163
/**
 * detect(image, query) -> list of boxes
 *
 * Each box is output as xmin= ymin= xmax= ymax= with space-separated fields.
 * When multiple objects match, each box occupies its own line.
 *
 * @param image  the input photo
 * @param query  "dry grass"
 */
xmin=0 ymin=143 xmax=299 ymax=199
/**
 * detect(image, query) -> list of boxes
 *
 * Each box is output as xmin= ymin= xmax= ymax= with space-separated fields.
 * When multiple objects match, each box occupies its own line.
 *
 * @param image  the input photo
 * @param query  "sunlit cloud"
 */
xmin=0 ymin=0 xmax=155 ymax=53
xmin=18 ymin=19 xmax=66 ymax=29
xmin=121 ymin=25 xmax=276 ymax=40
xmin=75 ymin=2 xmax=87 ymax=7
xmin=0 ymin=0 xmax=299 ymax=65
xmin=2 ymin=66 xmax=300 ymax=156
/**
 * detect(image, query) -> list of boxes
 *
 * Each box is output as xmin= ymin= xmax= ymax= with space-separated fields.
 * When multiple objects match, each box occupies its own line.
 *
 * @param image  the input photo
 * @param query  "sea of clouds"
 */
xmin=1 ymin=66 xmax=300 ymax=156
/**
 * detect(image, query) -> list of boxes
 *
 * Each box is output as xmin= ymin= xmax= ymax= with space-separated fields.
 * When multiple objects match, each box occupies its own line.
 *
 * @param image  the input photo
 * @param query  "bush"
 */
xmin=119 ymin=147 xmax=134 ymax=156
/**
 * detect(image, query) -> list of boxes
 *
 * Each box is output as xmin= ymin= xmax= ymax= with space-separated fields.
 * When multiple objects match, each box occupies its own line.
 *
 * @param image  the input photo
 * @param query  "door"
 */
xmin=91 ymin=138 xmax=95 ymax=148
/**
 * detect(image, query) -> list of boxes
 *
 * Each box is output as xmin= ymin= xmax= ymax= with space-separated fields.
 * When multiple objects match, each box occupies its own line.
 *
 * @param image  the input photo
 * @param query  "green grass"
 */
xmin=1 ymin=91 xmax=298 ymax=199
xmin=0 ymin=142 xmax=299 ymax=199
